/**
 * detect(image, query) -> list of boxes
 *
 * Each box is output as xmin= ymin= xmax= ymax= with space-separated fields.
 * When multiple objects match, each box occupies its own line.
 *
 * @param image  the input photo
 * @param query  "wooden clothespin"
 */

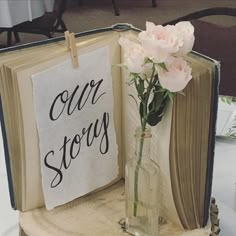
xmin=64 ymin=30 xmax=70 ymax=51
xmin=64 ymin=31 xmax=79 ymax=68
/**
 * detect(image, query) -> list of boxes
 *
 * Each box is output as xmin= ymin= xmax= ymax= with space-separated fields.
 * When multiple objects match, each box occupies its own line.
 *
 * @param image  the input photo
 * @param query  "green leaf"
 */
xmin=220 ymin=96 xmax=226 ymax=103
xmin=152 ymin=74 xmax=159 ymax=86
xmin=134 ymin=79 xmax=139 ymax=93
xmin=139 ymin=92 xmax=149 ymax=119
xmin=178 ymin=91 xmax=185 ymax=96
xmin=139 ymin=79 xmax=144 ymax=94
xmin=131 ymin=72 xmax=140 ymax=78
xmin=154 ymin=86 xmax=168 ymax=94
xmin=226 ymin=96 xmax=232 ymax=105
xmin=147 ymin=91 xmax=168 ymax=126
xmin=139 ymin=101 xmax=144 ymax=119
xmin=154 ymin=93 xmax=165 ymax=112
xmin=220 ymin=96 xmax=233 ymax=105
xmin=147 ymin=100 xmax=167 ymax=126
xmin=116 ymin=64 xmax=128 ymax=70
xmin=158 ymin=62 xmax=168 ymax=72
xmin=168 ymin=93 xmax=175 ymax=103
xmin=130 ymin=73 xmax=139 ymax=84
xmin=135 ymin=79 xmax=145 ymax=97
xmin=144 ymin=57 xmax=153 ymax=64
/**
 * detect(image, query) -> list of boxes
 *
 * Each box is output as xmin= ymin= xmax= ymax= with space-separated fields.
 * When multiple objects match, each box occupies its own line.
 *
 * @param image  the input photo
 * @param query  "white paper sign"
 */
xmin=32 ymin=47 xmax=119 ymax=209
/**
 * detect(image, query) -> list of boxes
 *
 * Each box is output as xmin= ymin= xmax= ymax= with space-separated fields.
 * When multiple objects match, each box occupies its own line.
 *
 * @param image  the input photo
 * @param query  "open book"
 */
xmin=0 ymin=24 xmax=219 ymax=235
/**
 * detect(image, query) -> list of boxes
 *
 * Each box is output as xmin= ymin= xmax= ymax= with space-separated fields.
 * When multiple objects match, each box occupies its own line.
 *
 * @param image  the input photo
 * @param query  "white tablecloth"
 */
xmin=0 ymin=131 xmax=235 ymax=235
xmin=0 ymin=0 xmax=54 ymax=28
xmin=212 ymin=138 xmax=236 ymax=235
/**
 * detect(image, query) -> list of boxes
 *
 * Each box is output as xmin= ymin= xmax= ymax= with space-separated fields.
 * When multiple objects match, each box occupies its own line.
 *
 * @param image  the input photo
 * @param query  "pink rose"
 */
xmin=138 ymin=22 xmax=183 ymax=63
xmin=119 ymin=35 xmax=146 ymax=73
xmin=175 ymin=21 xmax=195 ymax=56
xmin=158 ymin=57 xmax=192 ymax=92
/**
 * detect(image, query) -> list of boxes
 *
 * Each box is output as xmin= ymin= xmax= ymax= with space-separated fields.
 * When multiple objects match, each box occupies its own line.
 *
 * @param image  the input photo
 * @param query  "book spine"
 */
xmin=0 ymin=24 xmax=141 ymax=55
xmin=0 ymin=96 xmax=16 ymax=209
xmin=203 ymin=63 xmax=220 ymax=226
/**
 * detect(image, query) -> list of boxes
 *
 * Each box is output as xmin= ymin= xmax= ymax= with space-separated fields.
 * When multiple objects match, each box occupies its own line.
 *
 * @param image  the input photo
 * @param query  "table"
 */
xmin=0 ymin=131 xmax=235 ymax=235
xmin=0 ymin=0 xmax=54 ymax=28
xmin=212 ymin=138 xmax=236 ymax=235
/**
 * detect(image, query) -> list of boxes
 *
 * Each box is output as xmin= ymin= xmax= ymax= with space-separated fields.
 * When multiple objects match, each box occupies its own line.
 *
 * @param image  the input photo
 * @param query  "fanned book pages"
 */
xmin=0 ymin=24 xmax=219 ymax=236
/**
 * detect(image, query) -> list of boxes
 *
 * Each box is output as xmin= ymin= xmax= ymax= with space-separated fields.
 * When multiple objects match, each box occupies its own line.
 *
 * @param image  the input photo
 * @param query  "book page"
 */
xmin=13 ymin=32 xmax=122 ymax=211
xmin=170 ymin=55 xmax=215 ymax=229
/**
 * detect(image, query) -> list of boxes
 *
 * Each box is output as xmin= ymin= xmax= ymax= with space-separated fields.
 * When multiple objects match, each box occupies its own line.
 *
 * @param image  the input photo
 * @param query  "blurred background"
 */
xmin=0 ymin=0 xmax=235 ymax=46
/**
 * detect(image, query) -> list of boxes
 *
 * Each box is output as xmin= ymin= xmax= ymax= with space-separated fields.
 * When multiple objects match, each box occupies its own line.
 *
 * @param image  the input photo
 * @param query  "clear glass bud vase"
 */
xmin=125 ymin=127 xmax=160 ymax=236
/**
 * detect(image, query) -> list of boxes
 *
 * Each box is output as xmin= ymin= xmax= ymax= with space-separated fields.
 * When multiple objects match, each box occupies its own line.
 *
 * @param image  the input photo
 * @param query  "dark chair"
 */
xmin=77 ymin=0 xmax=120 ymax=16
xmin=112 ymin=0 xmax=120 ymax=16
xmin=152 ymin=0 xmax=157 ymax=7
xmin=0 ymin=0 xmax=67 ymax=47
xmin=0 ymin=29 xmax=20 ymax=48
xmin=114 ymin=0 xmax=157 ymax=15
xmin=163 ymin=7 xmax=236 ymax=97
xmin=78 ymin=0 xmax=157 ymax=16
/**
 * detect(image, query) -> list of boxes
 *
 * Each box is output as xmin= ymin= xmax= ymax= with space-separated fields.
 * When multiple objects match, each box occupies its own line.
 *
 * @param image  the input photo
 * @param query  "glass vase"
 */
xmin=125 ymin=127 xmax=160 ymax=236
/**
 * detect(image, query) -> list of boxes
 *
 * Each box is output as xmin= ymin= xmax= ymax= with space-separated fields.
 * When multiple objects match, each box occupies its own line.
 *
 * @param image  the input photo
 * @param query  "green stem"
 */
xmin=133 ymin=65 xmax=155 ymax=217
xmin=133 ymin=126 xmax=145 ymax=216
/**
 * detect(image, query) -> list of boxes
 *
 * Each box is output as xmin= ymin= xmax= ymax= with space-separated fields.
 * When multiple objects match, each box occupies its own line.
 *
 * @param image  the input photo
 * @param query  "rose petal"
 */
xmin=158 ymin=57 xmax=192 ymax=92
